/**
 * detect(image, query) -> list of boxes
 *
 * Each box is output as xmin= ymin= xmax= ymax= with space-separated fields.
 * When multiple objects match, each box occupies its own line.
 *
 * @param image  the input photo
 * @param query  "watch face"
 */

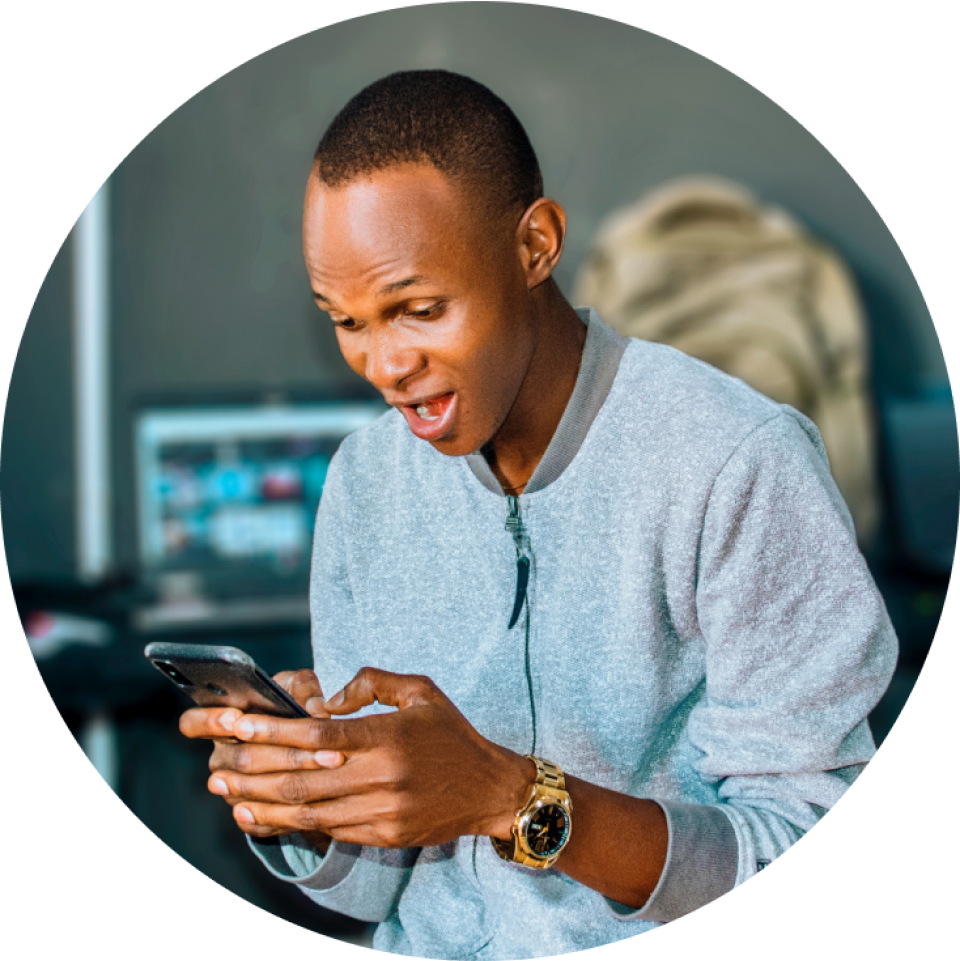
xmin=523 ymin=802 xmax=571 ymax=858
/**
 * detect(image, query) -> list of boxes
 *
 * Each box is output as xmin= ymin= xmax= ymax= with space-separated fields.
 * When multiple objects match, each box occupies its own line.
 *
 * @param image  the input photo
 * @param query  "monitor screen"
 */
xmin=135 ymin=403 xmax=386 ymax=595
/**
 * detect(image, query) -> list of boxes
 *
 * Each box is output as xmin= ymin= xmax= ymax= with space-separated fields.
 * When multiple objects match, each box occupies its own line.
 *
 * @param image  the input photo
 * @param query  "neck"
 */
xmin=484 ymin=282 xmax=586 ymax=495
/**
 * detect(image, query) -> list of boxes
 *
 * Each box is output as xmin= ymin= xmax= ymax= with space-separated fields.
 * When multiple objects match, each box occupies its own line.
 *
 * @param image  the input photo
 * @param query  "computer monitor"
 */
xmin=133 ymin=401 xmax=386 ymax=630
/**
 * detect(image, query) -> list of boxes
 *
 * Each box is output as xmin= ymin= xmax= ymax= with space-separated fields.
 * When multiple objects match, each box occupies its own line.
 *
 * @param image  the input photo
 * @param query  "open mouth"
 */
xmin=400 ymin=392 xmax=457 ymax=441
xmin=411 ymin=397 xmax=448 ymax=421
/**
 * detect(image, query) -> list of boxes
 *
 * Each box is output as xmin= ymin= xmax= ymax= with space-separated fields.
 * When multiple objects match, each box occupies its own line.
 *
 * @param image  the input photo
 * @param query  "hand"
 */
xmin=207 ymin=667 xmax=534 ymax=848
xmin=178 ymin=669 xmax=343 ymax=846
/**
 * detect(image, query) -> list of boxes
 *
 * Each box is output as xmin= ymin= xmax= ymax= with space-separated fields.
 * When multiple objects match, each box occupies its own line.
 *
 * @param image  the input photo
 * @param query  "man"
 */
xmin=180 ymin=70 xmax=897 ymax=958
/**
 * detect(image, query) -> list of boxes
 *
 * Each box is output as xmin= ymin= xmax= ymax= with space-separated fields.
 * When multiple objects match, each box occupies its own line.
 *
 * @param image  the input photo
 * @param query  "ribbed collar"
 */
xmin=465 ymin=307 xmax=629 ymax=495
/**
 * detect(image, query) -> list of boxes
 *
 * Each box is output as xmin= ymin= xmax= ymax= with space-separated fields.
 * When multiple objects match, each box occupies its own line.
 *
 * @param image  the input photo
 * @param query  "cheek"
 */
xmin=473 ymin=321 xmax=530 ymax=394
xmin=458 ymin=335 xmax=528 ymax=429
xmin=335 ymin=332 xmax=366 ymax=378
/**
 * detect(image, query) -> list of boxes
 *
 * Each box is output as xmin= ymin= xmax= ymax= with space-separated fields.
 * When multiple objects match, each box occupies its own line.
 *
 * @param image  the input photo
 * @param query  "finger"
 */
xmin=234 ymin=797 xmax=417 ymax=848
xmin=232 ymin=713 xmax=374 ymax=753
xmin=274 ymin=669 xmax=328 ymax=716
xmin=209 ymin=765 xmax=357 ymax=805
xmin=324 ymin=667 xmax=446 ymax=714
xmin=179 ymin=706 xmax=242 ymax=739
xmin=233 ymin=796 xmax=369 ymax=835
xmin=209 ymin=741 xmax=344 ymax=775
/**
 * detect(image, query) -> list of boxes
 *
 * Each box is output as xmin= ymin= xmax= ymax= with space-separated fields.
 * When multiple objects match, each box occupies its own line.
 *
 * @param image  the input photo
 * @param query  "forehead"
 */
xmin=303 ymin=164 xmax=484 ymax=291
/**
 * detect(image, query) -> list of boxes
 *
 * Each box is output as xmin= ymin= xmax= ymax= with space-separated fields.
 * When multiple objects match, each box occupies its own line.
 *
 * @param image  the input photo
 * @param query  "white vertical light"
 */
xmin=73 ymin=184 xmax=112 ymax=581
xmin=73 ymin=186 xmax=120 ymax=791
xmin=78 ymin=710 xmax=120 ymax=793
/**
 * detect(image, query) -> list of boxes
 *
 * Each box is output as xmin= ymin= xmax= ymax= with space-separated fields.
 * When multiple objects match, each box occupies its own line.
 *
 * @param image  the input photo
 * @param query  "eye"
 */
xmin=329 ymin=314 xmax=359 ymax=330
xmin=405 ymin=302 xmax=444 ymax=320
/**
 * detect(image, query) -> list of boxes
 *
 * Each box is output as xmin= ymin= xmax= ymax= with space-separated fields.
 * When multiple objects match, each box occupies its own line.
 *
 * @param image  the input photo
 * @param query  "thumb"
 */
xmin=324 ymin=667 xmax=445 ymax=714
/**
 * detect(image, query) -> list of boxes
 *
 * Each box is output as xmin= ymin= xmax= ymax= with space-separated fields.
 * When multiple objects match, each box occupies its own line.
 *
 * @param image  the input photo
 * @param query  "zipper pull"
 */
xmin=505 ymin=495 xmax=530 ymax=629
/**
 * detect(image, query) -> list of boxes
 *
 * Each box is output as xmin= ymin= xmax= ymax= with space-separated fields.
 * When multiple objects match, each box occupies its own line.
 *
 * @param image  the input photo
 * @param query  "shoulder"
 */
xmin=618 ymin=338 xmax=780 ymax=429
xmin=596 ymin=339 xmax=831 ymax=490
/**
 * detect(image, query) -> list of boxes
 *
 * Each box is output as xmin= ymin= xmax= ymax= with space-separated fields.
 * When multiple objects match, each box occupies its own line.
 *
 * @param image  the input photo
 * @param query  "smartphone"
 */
xmin=144 ymin=642 xmax=310 ymax=718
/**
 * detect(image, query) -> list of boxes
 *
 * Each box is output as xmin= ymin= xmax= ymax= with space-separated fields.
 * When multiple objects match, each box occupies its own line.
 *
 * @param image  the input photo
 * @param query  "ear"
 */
xmin=518 ymin=198 xmax=567 ymax=289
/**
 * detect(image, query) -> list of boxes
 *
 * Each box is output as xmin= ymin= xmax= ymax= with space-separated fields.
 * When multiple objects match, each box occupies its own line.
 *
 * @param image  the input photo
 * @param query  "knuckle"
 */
xmin=384 ymin=758 xmax=407 ymax=790
xmin=279 ymin=773 xmax=308 ymax=804
xmin=380 ymin=823 xmax=406 ymax=847
xmin=209 ymin=743 xmax=236 ymax=771
xmin=297 ymin=806 xmax=323 ymax=832
xmin=245 ymin=825 xmax=275 ymax=839
xmin=411 ymin=675 xmax=434 ymax=696
xmin=233 ymin=745 xmax=253 ymax=773
xmin=291 ymin=670 xmax=320 ymax=704
xmin=306 ymin=720 xmax=328 ymax=750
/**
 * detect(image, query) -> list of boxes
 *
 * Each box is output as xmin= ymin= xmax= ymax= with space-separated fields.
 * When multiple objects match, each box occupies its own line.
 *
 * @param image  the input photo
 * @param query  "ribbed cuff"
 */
xmin=605 ymin=801 xmax=739 ymax=923
xmin=248 ymin=834 xmax=358 ymax=887
xmin=248 ymin=835 xmax=417 ymax=923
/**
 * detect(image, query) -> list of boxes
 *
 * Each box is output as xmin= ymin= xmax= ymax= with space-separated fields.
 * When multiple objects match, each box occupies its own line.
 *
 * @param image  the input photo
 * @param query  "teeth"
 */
xmin=416 ymin=405 xmax=439 ymax=421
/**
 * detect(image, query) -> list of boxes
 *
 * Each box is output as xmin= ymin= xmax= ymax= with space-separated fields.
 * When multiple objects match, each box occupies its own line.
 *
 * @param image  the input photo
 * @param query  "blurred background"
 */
xmin=2 ymin=2 xmax=956 ymax=947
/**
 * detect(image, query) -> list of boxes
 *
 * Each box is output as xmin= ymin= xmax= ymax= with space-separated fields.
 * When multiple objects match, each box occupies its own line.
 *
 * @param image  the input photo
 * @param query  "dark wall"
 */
xmin=1 ymin=235 xmax=75 ymax=580
xmin=1 ymin=2 xmax=947 ymax=582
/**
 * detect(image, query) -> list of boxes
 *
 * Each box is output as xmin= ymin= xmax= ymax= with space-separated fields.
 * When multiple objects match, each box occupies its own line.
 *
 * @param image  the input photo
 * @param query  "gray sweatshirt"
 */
xmin=251 ymin=309 xmax=897 ymax=959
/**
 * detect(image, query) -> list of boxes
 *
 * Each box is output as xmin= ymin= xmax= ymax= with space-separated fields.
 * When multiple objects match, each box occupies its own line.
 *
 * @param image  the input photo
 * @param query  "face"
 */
xmin=302 ymin=163 xmax=538 ymax=456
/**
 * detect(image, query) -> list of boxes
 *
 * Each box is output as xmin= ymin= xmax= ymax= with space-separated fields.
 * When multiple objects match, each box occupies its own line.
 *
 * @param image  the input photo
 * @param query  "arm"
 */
xmin=210 ymin=669 xmax=670 ymax=909
xmin=585 ymin=408 xmax=898 ymax=922
xmin=211 ymin=409 xmax=896 ymax=918
xmin=681 ymin=409 xmax=897 ymax=888
xmin=246 ymin=449 xmax=422 ymax=921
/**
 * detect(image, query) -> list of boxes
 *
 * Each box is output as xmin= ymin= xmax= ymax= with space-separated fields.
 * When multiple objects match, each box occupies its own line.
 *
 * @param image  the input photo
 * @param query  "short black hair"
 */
xmin=314 ymin=70 xmax=543 ymax=218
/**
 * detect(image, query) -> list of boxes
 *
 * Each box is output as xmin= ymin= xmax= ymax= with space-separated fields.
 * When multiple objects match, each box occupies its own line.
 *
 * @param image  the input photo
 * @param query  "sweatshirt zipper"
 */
xmin=505 ymin=494 xmax=537 ymax=751
xmin=505 ymin=495 xmax=530 ymax=629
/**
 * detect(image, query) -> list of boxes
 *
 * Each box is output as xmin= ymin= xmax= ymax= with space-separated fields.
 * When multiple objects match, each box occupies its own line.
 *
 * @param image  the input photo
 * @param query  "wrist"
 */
xmin=477 ymin=748 xmax=536 ymax=840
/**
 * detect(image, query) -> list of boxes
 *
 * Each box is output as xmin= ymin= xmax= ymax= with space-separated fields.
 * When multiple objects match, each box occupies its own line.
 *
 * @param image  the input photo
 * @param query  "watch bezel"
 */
xmin=516 ymin=796 xmax=572 ymax=861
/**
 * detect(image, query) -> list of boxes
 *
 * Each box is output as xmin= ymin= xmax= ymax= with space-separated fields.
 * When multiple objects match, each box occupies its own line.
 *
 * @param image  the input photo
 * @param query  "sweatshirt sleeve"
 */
xmin=247 ymin=445 xmax=419 ymax=923
xmin=247 ymin=834 xmax=420 ymax=922
xmin=617 ymin=407 xmax=898 ymax=924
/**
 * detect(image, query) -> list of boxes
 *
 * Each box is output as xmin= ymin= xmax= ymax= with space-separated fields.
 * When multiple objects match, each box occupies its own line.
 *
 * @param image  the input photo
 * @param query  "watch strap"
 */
xmin=491 ymin=756 xmax=571 ymax=868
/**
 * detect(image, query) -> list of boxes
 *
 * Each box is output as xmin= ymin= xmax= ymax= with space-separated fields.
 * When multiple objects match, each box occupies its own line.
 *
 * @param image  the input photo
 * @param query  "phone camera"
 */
xmin=155 ymin=661 xmax=195 ymax=687
xmin=205 ymin=683 xmax=227 ymax=695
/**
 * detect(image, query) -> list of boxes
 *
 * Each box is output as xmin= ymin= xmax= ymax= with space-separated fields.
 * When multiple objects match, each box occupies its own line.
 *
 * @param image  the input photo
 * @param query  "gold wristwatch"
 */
xmin=492 ymin=756 xmax=572 ymax=869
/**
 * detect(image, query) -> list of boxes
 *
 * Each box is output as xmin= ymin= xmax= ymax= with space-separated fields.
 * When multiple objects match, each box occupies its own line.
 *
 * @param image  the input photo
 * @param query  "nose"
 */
xmin=361 ymin=327 xmax=423 ymax=394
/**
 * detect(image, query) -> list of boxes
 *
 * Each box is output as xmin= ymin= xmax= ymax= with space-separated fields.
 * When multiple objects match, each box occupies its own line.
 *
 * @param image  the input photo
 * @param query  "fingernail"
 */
xmin=235 ymin=807 xmax=255 ymax=824
xmin=220 ymin=710 xmax=239 ymax=733
xmin=210 ymin=777 xmax=228 ymax=795
xmin=315 ymin=751 xmax=342 ymax=767
xmin=325 ymin=690 xmax=344 ymax=708
xmin=234 ymin=718 xmax=254 ymax=739
xmin=305 ymin=697 xmax=325 ymax=715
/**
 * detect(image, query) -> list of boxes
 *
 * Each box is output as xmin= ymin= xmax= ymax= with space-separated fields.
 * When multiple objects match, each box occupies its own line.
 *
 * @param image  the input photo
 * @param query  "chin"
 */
xmin=428 ymin=435 xmax=477 ymax=457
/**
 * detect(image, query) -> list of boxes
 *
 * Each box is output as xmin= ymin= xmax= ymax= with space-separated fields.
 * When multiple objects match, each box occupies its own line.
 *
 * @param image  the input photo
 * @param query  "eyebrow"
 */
xmin=313 ymin=275 xmax=429 ymax=308
xmin=376 ymin=275 xmax=427 ymax=296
